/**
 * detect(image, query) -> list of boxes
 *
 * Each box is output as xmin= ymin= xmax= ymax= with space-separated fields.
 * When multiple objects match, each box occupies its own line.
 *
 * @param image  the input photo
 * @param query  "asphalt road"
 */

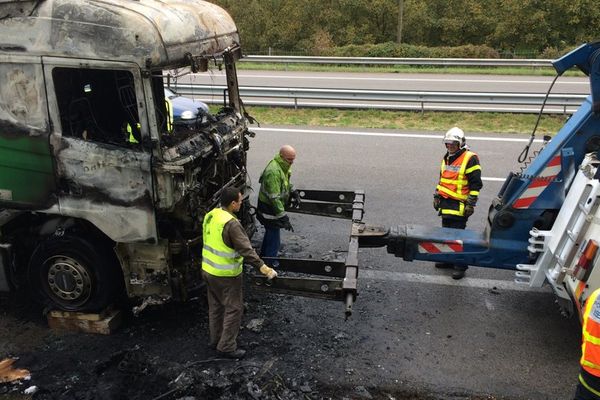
xmin=181 ymin=70 xmax=588 ymax=94
xmin=245 ymin=125 xmax=581 ymax=399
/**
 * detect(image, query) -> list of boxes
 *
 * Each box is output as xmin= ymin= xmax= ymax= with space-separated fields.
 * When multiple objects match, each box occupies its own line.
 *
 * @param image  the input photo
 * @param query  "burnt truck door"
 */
xmin=42 ymin=58 xmax=158 ymax=243
xmin=0 ymin=55 xmax=56 ymax=209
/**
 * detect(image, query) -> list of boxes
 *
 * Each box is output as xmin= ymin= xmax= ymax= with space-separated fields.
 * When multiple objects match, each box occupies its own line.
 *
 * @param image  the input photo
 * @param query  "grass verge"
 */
xmin=244 ymin=107 xmax=569 ymax=135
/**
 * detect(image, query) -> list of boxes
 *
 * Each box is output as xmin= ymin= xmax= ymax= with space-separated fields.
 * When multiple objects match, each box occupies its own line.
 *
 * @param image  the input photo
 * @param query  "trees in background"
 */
xmin=212 ymin=0 xmax=599 ymax=56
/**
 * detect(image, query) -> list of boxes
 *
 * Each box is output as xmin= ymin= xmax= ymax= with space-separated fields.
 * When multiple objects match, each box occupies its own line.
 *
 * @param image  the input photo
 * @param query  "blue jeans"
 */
xmin=260 ymin=226 xmax=281 ymax=266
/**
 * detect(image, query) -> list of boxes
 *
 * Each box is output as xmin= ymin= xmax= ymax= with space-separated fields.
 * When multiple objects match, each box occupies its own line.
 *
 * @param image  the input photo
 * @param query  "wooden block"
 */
xmin=48 ymin=309 xmax=108 ymax=321
xmin=47 ymin=309 xmax=122 ymax=335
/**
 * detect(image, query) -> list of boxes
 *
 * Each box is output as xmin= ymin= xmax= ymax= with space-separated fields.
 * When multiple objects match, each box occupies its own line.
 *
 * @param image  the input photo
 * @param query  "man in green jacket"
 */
xmin=256 ymin=145 xmax=299 ymax=261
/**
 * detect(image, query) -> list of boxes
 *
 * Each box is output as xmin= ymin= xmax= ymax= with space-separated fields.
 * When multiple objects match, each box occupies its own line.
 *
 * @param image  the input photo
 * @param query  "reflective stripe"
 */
xmin=437 ymin=185 xmax=468 ymax=201
xmin=465 ymin=165 xmax=482 ymax=174
xmin=582 ymin=358 xmax=600 ymax=370
xmin=260 ymin=186 xmax=284 ymax=200
xmin=440 ymin=178 xmax=468 ymax=185
xmin=469 ymin=190 xmax=480 ymax=196
xmin=259 ymin=210 xmax=287 ymax=219
xmin=126 ymin=122 xmax=141 ymax=144
xmin=580 ymin=374 xmax=600 ymax=397
xmin=202 ymin=256 xmax=240 ymax=271
xmin=165 ymin=98 xmax=173 ymax=133
xmin=441 ymin=201 xmax=465 ymax=216
xmin=585 ymin=332 xmax=600 ymax=346
xmin=203 ymin=244 xmax=239 ymax=259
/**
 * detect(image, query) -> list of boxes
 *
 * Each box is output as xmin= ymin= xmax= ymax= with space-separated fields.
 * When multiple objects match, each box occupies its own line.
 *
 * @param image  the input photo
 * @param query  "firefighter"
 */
xmin=202 ymin=187 xmax=277 ymax=359
xmin=575 ymin=288 xmax=600 ymax=399
xmin=433 ymin=127 xmax=482 ymax=280
xmin=256 ymin=145 xmax=300 ymax=263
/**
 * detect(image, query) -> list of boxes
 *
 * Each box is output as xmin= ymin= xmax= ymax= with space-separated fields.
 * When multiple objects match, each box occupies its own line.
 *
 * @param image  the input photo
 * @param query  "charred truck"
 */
xmin=0 ymin=0 xmax=254 ymax=312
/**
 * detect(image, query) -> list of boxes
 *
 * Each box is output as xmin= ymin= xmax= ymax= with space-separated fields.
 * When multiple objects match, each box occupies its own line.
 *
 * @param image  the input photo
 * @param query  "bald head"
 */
xmin=279 ymin=145 xmax=296 ymax=165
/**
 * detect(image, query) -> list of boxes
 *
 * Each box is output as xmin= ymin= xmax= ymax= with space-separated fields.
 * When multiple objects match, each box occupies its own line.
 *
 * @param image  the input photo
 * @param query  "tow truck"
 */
xmin=253 ymin=42 xmax=600 ymax=319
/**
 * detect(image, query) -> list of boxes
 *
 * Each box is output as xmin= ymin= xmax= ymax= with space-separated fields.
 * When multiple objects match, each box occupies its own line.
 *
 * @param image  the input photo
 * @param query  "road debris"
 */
xmin=246 ymin=318 xmax=265 ymax=333
xmin=0 ymin=358 xmax=30 ymax=383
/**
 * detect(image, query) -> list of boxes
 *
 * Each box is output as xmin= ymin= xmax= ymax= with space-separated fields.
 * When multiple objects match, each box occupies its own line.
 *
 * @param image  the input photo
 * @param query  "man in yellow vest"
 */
xmin=202 ymin=187 xmax=277 ymax=359
xmin=575 ymin=288 xmax=600 ymax=399
xmin=433 ymin=127 xmax=482 ymax=280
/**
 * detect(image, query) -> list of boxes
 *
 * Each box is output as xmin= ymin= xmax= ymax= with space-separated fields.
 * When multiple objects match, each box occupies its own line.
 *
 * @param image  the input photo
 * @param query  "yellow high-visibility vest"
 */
xmin=201 ymin=208 xmax=243 ymax=277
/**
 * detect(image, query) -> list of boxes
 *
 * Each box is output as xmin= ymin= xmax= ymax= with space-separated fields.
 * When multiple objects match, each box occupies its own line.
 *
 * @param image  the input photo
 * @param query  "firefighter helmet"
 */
xmin=444 ymin=127 xmax=465 ymax=146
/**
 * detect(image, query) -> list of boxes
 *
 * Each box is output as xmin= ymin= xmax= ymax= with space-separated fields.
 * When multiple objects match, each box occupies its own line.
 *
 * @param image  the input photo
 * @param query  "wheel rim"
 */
xmin=43 ymin=255 xmax=92 ymax=308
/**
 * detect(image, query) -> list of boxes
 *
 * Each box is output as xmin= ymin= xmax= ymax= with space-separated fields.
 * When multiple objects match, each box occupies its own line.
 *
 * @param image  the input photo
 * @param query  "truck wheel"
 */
xmin=28 ymin=235 xmax=122 ymax=312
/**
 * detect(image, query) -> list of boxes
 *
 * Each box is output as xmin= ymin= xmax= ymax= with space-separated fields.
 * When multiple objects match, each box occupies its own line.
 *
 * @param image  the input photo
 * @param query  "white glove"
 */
xmin=260 ymin=264 xmax=278 ymax=280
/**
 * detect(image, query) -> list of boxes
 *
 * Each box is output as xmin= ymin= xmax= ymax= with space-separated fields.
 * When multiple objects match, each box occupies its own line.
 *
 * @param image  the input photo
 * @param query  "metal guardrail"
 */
xmin=242 ymin=55 xmax=554 ymax=68
xmin=172 ymin=83 xmax=585 ymax=114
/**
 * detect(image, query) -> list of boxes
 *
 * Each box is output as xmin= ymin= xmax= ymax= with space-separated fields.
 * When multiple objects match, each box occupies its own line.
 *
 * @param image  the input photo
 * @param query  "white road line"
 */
xmin=239 ymin=74 xmax=587 ymax=85
xmin=482 ymin=177 xmax=506 ymax=182
xmin=360 ymin=269 xmax=549 ymax=293
xmin=253 ymin=126 xmax=543 ymax=143
xmin=198 ymin=73 xmax=587 ymax=86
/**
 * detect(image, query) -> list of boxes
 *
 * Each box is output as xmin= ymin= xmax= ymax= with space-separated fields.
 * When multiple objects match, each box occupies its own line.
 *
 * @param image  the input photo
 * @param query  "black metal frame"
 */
xmin=249 ymin=189 xmax=364 ymax=318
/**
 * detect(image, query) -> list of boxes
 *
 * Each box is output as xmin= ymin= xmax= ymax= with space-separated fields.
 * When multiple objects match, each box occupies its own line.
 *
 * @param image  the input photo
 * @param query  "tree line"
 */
xmin=212 ymin=0 xmax=599 ymax=57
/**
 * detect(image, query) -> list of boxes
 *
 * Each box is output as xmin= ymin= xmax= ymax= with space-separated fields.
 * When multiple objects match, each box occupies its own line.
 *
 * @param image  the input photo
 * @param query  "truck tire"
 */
xmin=27 ymin=235 xmax=123 ymax=312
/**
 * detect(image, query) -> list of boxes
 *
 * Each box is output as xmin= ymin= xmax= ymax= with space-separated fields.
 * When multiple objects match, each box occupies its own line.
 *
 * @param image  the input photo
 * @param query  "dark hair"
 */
xmin=221 ymin=187 xmax=241 ymax=207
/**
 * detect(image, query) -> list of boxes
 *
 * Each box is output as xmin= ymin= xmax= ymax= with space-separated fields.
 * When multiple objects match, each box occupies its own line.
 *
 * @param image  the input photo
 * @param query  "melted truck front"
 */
xmin=0 ymin=0 xmax=254 ymax=312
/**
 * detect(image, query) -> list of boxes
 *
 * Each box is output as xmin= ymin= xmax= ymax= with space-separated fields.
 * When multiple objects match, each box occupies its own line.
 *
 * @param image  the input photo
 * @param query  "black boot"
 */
xmin=218 ymin=348 xmax=246 ymax=359
xmin=452 ymin=267 xmax=467 ymax=280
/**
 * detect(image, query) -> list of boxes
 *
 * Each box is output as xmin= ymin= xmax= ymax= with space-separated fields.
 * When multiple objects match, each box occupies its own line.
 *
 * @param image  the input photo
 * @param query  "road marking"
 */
xmin=253 ymin=126 xmax=543 ymax=143
xmin=199 ymin=73 xmax=587 ymax=86
xmin=482 ymin=177 xmax=506 ymax=182
xmin=240 ymin=74 xmax=588 ymax=85
xmin=360 ymin=269 xmax=549 ymax=293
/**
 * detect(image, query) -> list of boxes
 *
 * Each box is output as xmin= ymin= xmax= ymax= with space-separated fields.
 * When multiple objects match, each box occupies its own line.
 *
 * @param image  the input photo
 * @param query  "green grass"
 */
xmin=244 ymin=107 xmax=569 ymax=135
xmin=238 ymin=61 xmax=585 ymax=77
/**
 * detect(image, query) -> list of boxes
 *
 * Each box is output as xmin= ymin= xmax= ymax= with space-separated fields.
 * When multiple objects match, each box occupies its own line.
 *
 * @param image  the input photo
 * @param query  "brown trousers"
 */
xmin=201 ymin=270 xmax=243 ymax=353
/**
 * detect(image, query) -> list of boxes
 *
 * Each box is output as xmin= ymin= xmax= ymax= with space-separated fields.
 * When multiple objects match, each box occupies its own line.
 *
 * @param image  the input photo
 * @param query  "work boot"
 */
xmin=217 ymin=348 xmax=246 ymax=359
xmin=434 ymin=262 xmax=453 ymax=269
xmin=452 ymin=267 xmax=467 ymax=280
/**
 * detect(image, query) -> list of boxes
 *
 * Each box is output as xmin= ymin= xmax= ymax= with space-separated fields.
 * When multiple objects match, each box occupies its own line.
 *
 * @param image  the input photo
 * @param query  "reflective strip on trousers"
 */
xmin=441 ymin=201 xmax=465 ymax=217
xmin=579 ymin=374 xmax=600 ymax=398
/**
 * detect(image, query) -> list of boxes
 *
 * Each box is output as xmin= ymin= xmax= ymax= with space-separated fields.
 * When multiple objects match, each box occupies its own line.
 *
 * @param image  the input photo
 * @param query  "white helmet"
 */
xmin=444 ymin=127 xmax=465 ymax=146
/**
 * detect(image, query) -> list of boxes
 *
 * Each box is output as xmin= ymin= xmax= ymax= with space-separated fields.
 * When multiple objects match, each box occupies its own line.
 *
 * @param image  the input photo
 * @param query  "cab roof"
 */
xmin=0 ymin=0 xmax=240 ymax=68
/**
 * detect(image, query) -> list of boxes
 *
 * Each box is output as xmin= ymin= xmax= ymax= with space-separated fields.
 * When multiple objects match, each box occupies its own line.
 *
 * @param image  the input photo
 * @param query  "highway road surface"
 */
xmin=245 ymin=124 xmax=581 ymax=399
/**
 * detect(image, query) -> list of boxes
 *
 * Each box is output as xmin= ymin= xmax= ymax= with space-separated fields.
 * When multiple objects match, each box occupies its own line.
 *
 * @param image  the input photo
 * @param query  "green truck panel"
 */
xmin=0 ymin=135 xmax=55 ymax=208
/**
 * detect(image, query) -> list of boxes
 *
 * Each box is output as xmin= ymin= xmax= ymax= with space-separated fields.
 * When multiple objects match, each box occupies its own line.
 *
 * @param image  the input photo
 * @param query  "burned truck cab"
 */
xmin=0 ymin=0 xmax=253 ymax=311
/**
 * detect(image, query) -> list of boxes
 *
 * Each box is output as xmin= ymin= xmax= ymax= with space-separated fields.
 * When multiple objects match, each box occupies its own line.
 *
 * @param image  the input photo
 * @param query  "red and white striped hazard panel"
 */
xmin=418 ymin=240 xmax=464 ymax=253
xmin=513 ymin=154 xmax=561 ymax=209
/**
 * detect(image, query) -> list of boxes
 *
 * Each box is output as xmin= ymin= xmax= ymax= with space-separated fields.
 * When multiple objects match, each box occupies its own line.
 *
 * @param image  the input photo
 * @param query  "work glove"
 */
xmin=464 ymin=204 xmax=475 ymax=217
xmin=288 ymin=189 xmax=302 ymax=209
xmin=433 ymin=193 xmax=441 ymax=211
xmin=466 ymin=194 xmax=478 ymax=206
xmin=280 ymin=215 xmax=294 ymax=232
xmin=260 ymin=264 xmax=278 ymax=280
